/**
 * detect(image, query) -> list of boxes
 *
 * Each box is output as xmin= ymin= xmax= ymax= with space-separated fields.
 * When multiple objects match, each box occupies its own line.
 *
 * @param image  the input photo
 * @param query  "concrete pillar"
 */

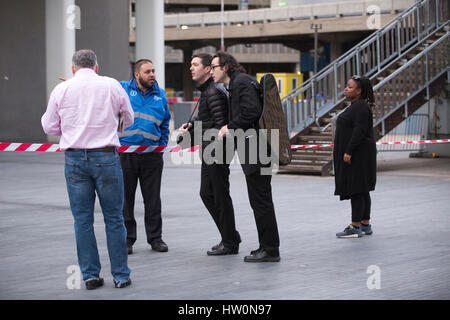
xmin=45 ymin=0 xmax=76 ymax=142
xmin=75 ymin=0 xmax=130 ymax=80
xmin=135 ymin=0 xmax=165 ymax=89
xmin=426 ymin=97 xmax=450 ymax=156
xmin=45 ymin=0 xmax=76 ymax=100
xmin=0 ymin=0 xmax=47 ymax=143
xmin=329 ymin=40 xmax=343 ymax=63
xmin=182 ymin=47 xmax=194 ymax=102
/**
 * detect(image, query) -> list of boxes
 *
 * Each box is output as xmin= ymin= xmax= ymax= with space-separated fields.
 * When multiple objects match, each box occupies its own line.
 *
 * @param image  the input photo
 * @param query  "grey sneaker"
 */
xmin=336 ymin=224 xmax=363 ymax=238
xmin=361 ymin=224 xmax=373 ymax=235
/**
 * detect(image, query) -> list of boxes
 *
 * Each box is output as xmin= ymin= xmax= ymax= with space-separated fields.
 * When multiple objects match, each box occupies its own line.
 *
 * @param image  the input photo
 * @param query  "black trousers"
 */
xmin=120 ymin=153 xmax=163 ymax=245
xmin=200 ymin=161 xmax=240 ymax=250
xmin=245 ymin=171 xmax=280 ymax=256
xmin=351 ymin=192 xmax=371 ymax=222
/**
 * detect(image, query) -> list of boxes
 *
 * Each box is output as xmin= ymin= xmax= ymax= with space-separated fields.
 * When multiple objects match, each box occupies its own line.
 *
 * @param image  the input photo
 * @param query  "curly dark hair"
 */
xmin=351 ymin=75 xmax=375 ymax=107
xmin=212 ymin=51 xmax=246 ymax=76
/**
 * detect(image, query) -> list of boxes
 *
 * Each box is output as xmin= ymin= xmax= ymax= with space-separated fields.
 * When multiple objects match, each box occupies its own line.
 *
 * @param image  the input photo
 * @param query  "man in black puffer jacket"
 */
xmin=179 ymin=53 xmax=241 ymax=255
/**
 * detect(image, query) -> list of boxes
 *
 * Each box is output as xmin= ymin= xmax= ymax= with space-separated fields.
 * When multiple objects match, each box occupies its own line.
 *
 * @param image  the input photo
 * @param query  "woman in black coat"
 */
xmin=334 ymin=76 xmax=377 ymax=238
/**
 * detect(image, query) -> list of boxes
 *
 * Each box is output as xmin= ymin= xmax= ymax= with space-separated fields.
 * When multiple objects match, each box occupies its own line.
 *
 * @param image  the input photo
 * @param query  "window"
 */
xmin=292 ymin=77 xmax=298 ymax=90
xmin=277 ymin=78 xmax=283 ymax=95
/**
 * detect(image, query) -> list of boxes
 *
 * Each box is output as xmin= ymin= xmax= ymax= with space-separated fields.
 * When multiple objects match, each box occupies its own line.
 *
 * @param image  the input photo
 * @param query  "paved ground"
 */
xmin=0 ymin=149 xmax=449 ymax=300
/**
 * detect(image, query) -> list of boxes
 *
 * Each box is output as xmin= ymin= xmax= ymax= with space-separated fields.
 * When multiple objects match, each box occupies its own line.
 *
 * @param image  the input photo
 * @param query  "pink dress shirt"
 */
xmin=41 ymin=68 xmax=134 ymax=150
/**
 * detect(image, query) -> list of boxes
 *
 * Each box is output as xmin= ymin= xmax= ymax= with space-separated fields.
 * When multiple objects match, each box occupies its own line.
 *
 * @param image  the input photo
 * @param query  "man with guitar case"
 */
xmin=212 ymin=51 xmax=283 ymax=262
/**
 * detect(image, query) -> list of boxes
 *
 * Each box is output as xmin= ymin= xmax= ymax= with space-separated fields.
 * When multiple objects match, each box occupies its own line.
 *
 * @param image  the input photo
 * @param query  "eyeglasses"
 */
xmin=210 ymin=64 xmax=223 ymax=70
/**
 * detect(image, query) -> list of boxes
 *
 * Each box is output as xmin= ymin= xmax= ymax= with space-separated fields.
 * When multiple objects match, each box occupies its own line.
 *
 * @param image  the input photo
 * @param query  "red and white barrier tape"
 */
xmin=0 ymin=139 xmax=449 ymax=153
xmin=290 ymin=139 xmax=450 ymax=149
xmin=0 ymin=142 xmax=199 ymax=153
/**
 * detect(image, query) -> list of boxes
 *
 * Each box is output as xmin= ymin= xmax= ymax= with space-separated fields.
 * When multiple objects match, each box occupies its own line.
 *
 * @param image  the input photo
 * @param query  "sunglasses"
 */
xmin=352 ymin=75 xmax=362 ymax=80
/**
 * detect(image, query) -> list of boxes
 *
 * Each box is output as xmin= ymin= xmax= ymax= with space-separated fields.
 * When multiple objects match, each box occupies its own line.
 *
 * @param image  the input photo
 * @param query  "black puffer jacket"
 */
xmin=191 ymin=77 xmax=228 ymax=130
xmin=182 ymin=77 xmax=228 ymax=152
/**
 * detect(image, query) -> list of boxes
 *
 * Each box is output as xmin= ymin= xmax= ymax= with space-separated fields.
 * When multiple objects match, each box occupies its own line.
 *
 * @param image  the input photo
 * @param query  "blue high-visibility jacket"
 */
xmin=119 ymin=78 xmax=170 ymax=146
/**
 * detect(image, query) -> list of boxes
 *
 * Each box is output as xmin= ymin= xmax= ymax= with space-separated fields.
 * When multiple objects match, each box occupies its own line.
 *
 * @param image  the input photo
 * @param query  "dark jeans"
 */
xmin=120 ymin=153 xmax=164 ymax=245
xmin=245 ymin=171 xmax=280 ymax=256
xmin=200 ymin=161 xmax=240 ymax=250
xmin=351 ymin=192 xmax=371 ymax=222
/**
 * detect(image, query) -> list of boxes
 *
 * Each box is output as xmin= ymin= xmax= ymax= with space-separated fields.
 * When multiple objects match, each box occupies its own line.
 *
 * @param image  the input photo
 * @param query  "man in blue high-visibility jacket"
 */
xmin=119 ymin=59 xmax=171 ymax=255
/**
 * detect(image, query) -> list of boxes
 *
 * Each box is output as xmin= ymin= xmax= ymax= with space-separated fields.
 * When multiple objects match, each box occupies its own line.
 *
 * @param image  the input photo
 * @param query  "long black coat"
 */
xmin=333 ymin=99 xmax=377 ymax=200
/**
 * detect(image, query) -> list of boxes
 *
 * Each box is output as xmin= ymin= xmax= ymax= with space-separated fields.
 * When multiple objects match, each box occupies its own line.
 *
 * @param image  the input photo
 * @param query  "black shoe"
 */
xmin=85 ymin=278 xmax=104 ymax=290
xmin=211 ymin=241 xmax=223 ymax=251
xmin=250 ymin=247 xmax=263 ymax=255
xmin=114 ymin=278 xmax=132 ymax=288
xmin=244 ymin=249 xmax=280 ymax=262
xmin=127 ymin=244 xmax=133 ymax=255
xmin=150 ymin=240 xmax=168 ymax=252
xmin=212 ymin=231 xmax=241 ymax=251
xmin=207 ymin=243 xmax=238 ymax=256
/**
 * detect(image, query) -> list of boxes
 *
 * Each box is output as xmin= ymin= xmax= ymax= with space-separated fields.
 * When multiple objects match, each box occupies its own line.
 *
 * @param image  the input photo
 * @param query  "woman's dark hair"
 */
xmin=351 ymin=75 xmax=375 ymax=107
xmin=192 ymin=53 xmax=212 ymax=67
xmin=213 ymin=51 xmax=246 ymax=76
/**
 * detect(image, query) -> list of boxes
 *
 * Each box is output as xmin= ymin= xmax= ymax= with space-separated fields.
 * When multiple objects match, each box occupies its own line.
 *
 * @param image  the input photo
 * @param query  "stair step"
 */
xmin=280 ymin=164 xmax=324 ymax=173
xmin=292 ymin=154 xmax=332 ymax=161
xmin=291 ymin=158 xmax=329 ymax=164
xmin=292 ymin=153 xmax=333 ymax=158
xmin=310 ymin=127 xmax=332 ymax=134
xmin=298 ymin=134 xmax=332 ymax=139
xmin=290 ymin=161 xmax=330 ymax=167
xmin=293 ymin=147 xmax=333 ymax=152
xmin=406 ymin=53 xmax=417 ymax=60
xmin=298 ymin=136 xmax=333 ymax=143
xmin=320 ymin=118 xmax=333 ymax=124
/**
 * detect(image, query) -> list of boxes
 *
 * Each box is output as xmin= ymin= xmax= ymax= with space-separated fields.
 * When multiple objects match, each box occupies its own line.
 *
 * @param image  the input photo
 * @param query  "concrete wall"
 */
xmin=427 ymin=96 xmax=450 ymax=156
xmin=75 ymin=0 xmax=130 ymax=80
xmin=0 ymin=0 xmax=48 ymax=143
xmin=0 ymin=0 xmax=131 ymax=143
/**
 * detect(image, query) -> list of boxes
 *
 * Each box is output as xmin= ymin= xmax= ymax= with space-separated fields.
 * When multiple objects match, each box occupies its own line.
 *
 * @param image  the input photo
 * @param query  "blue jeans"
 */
xmin=64 ymin=150 xmax=130 ymax=283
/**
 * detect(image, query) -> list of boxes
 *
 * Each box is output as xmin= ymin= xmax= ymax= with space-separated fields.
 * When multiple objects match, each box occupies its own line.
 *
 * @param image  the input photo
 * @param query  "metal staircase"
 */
xmin=280 ymin=0 xmax=449 ymax=175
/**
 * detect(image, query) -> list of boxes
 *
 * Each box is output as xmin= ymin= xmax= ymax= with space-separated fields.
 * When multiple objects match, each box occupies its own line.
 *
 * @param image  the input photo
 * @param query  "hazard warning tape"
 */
xmin=0 ymin=139 xmax=449 ymax=153
xmin=290 ymin=139 xmax=450 ymax=149
xmin=0 ymin=142 xmax=199 ymax=153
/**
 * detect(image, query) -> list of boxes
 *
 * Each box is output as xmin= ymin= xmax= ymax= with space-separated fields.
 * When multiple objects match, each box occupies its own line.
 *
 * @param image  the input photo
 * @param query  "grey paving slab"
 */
xmin=0 ymin=150 xmax=449 ymax=300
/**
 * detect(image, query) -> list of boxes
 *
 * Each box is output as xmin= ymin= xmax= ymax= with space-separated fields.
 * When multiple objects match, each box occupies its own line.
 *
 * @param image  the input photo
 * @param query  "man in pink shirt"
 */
xmin=41 ymin=49 xmax=134 ymax=290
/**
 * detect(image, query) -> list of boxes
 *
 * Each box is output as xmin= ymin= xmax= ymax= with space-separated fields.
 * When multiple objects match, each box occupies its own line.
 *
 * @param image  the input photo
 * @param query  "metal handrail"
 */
xmin=374 ymin=21 xmax=449 ymax=85
xmin=282 ymin=0 xmax=438 ymax=102
xmin=282 ymin=0 xmax=445 ymax=137
xmin=320 ymin=22 xmax=449 ymax=132
xmin=372 ymin=32 xmax=449 ymax=127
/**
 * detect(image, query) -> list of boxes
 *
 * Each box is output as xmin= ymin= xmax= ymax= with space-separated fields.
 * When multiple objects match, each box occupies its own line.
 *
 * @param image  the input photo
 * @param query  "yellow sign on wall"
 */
xmin=256 ymin=72 xmax=303 ymax=99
